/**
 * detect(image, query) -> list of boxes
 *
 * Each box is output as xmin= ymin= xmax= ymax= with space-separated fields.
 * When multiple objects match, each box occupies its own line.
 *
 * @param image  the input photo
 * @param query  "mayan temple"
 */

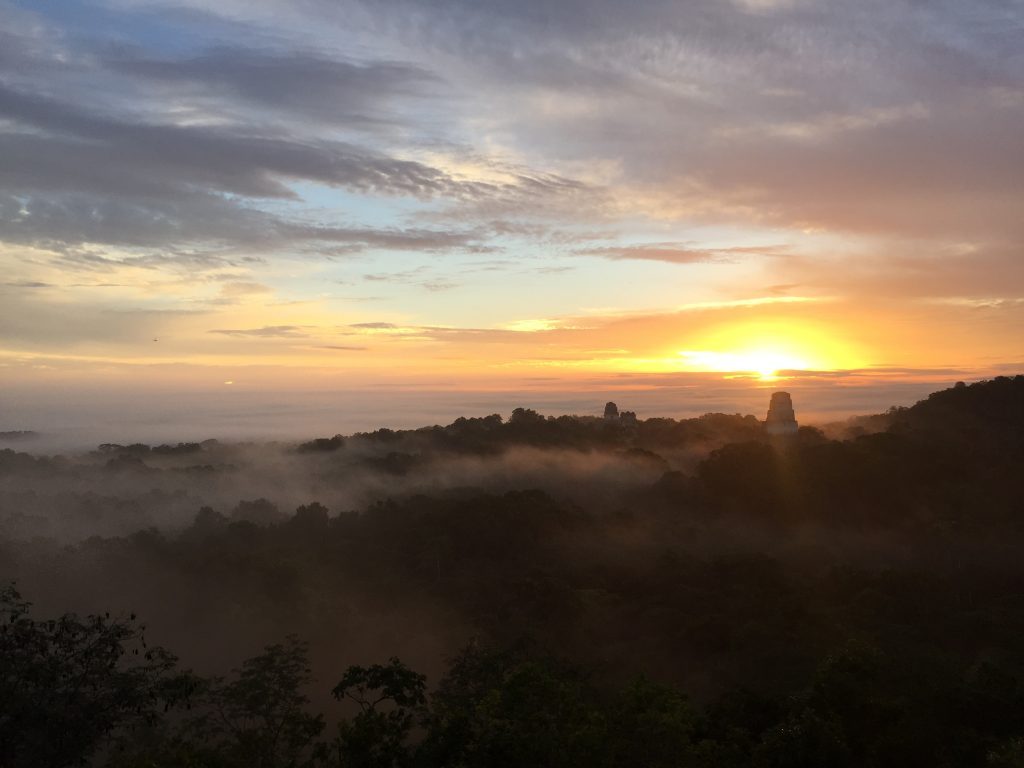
xmin=765 ymin=391 xmax=799 ymax=435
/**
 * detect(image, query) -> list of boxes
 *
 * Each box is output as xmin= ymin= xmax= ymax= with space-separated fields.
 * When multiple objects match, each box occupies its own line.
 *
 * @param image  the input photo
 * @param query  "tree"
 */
xmin=199 ymin=636 xmax=325 ymax=768
xmin=0 ymin=584 xmax=191 ymax=768
xmin=290 ymin=503 xmax=331 ymax=534
xmin=298 ymin=436 xmax=345 ymax=453
xmin=606 ymin=676 xmax=697 ymax=767
xmin=331 ymin=658 xmax=426 ymax=768
xmin=420 ymin=643 xmax=605 ymax=768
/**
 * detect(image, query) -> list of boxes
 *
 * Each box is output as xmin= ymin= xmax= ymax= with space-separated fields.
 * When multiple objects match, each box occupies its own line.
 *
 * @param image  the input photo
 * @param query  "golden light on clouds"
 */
xmin=502 ymin=318 xmax=562 ymax=333
xmin=2 ymin=0 xmax=1022 ymax=426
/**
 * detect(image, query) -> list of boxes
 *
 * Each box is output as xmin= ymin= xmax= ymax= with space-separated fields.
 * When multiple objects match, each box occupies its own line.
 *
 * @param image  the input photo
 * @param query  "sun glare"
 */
xmin=677 ymin=320 xmax=865 ymax=380
xmin=679 ymin=349 xmax=811 ymax=380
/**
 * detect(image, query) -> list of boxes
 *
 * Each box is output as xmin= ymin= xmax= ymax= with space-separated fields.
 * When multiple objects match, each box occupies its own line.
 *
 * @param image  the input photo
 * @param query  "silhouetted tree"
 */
xmin=298 ymin=436 xmax=345 ymax=453
xmin=231 ymin=498 xmax=286 ymax=526
xmin=0 ymin=585 xmax=192 ymax=768
xmin=196 ymin=636 xmax=325 ymax=768
xmin=331 ymin=657 xmax=426 ymax=768
xmin=421 ymin=643 xmax=605 ymax=768
xmin=606 ymin=676 xmax=696 ymax=767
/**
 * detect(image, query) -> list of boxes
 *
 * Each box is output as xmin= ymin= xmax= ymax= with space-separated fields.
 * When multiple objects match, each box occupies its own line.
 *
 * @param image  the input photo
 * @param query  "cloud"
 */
xmin=207 ymin=326 xmax=309 ymax=337
xmin=320 ymin=0 xmax=1023 ymax=241
xmin=3 ymin=281 xmax=53 ymax=289
xmin=577 ymin=244 xmax=722 ymax=265
xmin=675 ymin=296 xmax=823 ymax=312
xmin=766 ymin=283 xmax=801 ymax=295
xmin=218 ymin=281 xmax=271 ymax=297
xmin=768 ymin=242 xmax=1024 ymax=301
xmin=342 ymin=321 xmax=538 ymax=342
xmin=577 ymin=243 xmax=788 ymax=264
xmin=3 ymin=0 xmax=1023 ymax=384
xmin=0 ymin=83 xmax=470 ymax=200
xmin=0 ymin=191 xmax=485 ymax=260
xmin=361 ymin=266 xmax=464 ymax=291
xmin=333 ymin=295 xmax=385 ymax=303
xmin=101 ymin=45 xmax=440 ymax=127
xmin=0 ymin=81 xmax=561 ymax=258
xmin=925 ymin=297 xmax=1024 ymax=311
xmin=349 ymin=322 xmax=398 ymax=329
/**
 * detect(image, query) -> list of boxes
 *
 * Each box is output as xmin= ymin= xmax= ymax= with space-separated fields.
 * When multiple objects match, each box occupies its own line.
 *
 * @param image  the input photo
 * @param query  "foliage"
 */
xmin=0 ymin=584 xmax=192 ymax=768
xmin=331 ymin=658 xmax=426 ymax=768
xmin=197 ymin=636 xmax=325 ymax=768
xmin=4 ymin=377 xmax=1024 ymax=765
xmin=420 ymin=643 xmax=606 ymax=768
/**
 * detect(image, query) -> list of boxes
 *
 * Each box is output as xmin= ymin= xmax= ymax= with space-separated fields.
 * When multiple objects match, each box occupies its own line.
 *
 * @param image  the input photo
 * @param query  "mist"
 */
xmin=0 ymin=378 xmax=948 ymax=454
xmin=5 ymin=377 xmax=1024 ymax=766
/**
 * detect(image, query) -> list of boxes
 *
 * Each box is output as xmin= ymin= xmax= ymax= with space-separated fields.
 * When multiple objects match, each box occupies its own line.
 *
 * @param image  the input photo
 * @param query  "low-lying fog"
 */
xmin=0 ymin=417 xmax=757 ymax=543
xmin=4 ymin=376 xmax=1021 ymax=717
xmin=0 ymin=379 xmax=942 ymax=543
xmin=1 ymin=379 xmax=945 ymax=453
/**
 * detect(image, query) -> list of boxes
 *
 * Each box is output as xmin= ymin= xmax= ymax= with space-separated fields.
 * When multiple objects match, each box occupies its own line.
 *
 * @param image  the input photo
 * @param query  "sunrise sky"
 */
xmin=2 ymin=0 xmax=1023 ymax=436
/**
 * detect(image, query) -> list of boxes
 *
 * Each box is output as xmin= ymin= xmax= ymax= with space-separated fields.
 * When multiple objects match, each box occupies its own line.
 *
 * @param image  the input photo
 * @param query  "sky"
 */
xmin=1 ymin=0 xmax=1023 ymax=439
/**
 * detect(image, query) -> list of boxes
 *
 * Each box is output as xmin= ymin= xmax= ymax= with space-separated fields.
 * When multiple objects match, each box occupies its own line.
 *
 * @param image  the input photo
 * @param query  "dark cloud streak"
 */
xmin=101 ymin=45 xmax=440 ymax=127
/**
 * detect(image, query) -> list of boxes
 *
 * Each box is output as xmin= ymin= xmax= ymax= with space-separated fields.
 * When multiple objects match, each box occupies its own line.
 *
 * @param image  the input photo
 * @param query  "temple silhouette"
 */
xmin=765 ymin=391 xmax=799 ymax=435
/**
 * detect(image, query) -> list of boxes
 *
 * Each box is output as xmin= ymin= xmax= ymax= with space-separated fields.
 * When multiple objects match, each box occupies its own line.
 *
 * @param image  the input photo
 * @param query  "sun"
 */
xmin=676 ymin=319 xmax=865 ymax=380
xmin=737 ymin=349 xmax=810 ymax=380
xmin=678 ymin=348 xmax=812 ymax=380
